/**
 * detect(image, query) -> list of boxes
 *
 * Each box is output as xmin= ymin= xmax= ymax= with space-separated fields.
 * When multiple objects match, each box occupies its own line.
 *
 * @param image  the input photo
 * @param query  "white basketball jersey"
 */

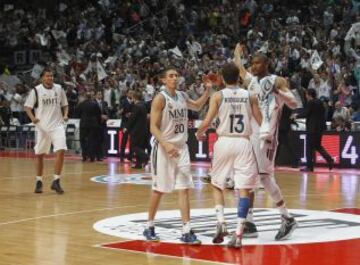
xmin=248 ymin=74 xmax=284 ymax=142
xmin=24 ymin=83 xmax=68 ymax=131
xmin=216 ymin=87 xmax=252 ymax=137
xmin=159 ymin=90 xmax=188 ymax=146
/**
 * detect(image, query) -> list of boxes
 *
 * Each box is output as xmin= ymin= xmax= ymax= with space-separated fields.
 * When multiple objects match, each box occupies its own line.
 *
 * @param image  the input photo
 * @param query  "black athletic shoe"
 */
xmin=243 ymin=221 xmax=259 ymax=238
xmin=51 ymin=179 xmax=64 ymax=194
xmin=227 ymin=233 xmax=242 ymax=248
xmin=34 ymin=180 xmax=43 ymax=193
xmin=275 ymin=215 xmax=298 ymax=241
xmin=212 ymin=222 xmax=228 ymax=244
xmin=328 ymin=159 xmax=334 ymax=171
xmin=200 ymin=174 xmax=212 ymax=184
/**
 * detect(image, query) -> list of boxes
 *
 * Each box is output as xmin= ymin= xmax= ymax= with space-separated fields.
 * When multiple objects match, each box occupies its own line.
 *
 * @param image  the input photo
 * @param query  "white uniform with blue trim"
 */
xmin=247 ymin=74 xmax=285 ymax=175
xmin=151 ymin=90 xmax=193 ymax=193
xmin=210 ymin=87 xmax=258 ymax=190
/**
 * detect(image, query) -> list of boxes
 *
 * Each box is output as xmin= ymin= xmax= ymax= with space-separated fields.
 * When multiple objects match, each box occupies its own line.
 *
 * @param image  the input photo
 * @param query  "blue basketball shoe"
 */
xmin=143 ymin=227 xmax=160 ymax=241
xmin=180 ymin=230 xmax=202 ymax=245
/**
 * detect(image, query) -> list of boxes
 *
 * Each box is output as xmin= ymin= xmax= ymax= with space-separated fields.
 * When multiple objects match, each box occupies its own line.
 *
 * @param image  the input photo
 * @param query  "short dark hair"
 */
xmin=252 ymin=52 xmax=269 ymax=64
xmin=40 ymin=67 xmax=53 ymax=77
xmin=133 ymin=91 xmax=143 ymax=101
xmin=221 ymin=62 xmax=239 ymax=85
xmin=306 ymin=88 xmax=317 ymax=98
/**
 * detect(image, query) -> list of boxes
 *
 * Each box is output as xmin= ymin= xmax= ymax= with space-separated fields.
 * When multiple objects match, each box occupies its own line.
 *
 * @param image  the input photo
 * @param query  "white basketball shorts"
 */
xmin=250 ymin=133 xmax=278 ymax=175
xmin=210 ymin=137 xmax=258 ymax=190
xmin=151 ymin=142 xmax=194 ymax=193
xmin=34 ymin=125 xmax=67 ymax=155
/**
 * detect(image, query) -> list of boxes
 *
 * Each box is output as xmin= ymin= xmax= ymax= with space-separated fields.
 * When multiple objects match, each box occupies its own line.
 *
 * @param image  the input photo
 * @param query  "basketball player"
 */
xmin=196 ymin=62 xmax=262 ymax=248
xmin=234 ymin=43 xmax=299 ymax=240
xmin=143 ymin=67 xmax=210 ymax=244
xmin=24 ymin=68 xmax=68 ymax=194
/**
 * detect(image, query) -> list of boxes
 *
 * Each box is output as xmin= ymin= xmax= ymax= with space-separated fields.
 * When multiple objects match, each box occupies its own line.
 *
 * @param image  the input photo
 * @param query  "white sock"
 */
xmin=215 ymin=204 xmax=225 ymax=223
xmin=147 ymin=220 xmax=154 ymax=228
xmin=236 ymin=218 xmax=246 ymax=236
xmin=246 ymin=208 xmax=254 ymax=223
xmin=54 ymin=175 xmax=60 ymax=180
xmin=183 ymin=221 xmax=191 ymax=234
xmin=36 ymin=176 xmax=43 ymax=181
xmin=279 ymin=204 xmax=291 ymax=218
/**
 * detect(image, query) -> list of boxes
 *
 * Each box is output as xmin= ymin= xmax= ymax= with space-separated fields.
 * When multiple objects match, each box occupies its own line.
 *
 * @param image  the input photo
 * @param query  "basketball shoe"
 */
xmin=275 ymin=215 xmax=298 ymax=241
xmin=212 ymin=222 xmax=228 ymax=244
xmin=51 ymin=179 xmax=64 ymax=194
xmin=180 ymin=230 xmax=201 ymax=245
xmin=143 ymin=227 xmax=160 ymax=241
xmin=227 ymin=233 xmax=242 ymax=248
xmin=242 ymin=221 xmax=258 ymax=238
xmin=34 ymin=180 xmax=43 ymax=193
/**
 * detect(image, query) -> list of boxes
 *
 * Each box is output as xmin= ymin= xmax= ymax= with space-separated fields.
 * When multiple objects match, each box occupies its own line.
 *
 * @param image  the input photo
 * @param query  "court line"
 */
xmin=0 ymin=199 xmax=214 ymax=227
xmin=0 ymin=205 xmax=141 ymax=226
xmin=0 ymin=192 xmax=353 ymax=227
xmin=0 ymin=170 xmax=109 ymax=180
xmin=94 ymin=243 xmax=231 ymax=265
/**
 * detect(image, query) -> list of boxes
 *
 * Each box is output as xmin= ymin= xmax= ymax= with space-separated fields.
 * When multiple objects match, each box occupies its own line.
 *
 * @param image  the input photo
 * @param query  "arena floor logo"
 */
xmin=91 ymin=172 xmax=207 ymax=186
xmin=94 ymin=208 xmax=360 ymax=246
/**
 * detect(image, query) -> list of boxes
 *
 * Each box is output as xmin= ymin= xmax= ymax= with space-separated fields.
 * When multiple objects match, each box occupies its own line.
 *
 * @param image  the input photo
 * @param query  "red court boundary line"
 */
xmin=98 ymin=208 xmax=360 ymax=265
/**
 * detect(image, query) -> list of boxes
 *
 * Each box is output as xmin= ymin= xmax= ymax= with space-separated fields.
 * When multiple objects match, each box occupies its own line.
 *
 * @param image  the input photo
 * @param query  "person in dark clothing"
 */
xmin=95 ymin=90 xmax=109 ymax=161
xmin=76 ymin=90 xmax=101 ymax=162
xmin=65 ymin=84 xmax=78 ymax=118
xmin=125 ymin=91 xmax=149 ymax=169
xmin=295 ymin=88 xmax=334 ymax=172
xmin=276 ymin=105 xmax=298 ymax=168
xmin=119 ymin=90 xmax=134 ymax=161
xmin=144 ymin=99 xmax=152 ymax=155
xmin=0 ymin=95 xmax=11 ymax=126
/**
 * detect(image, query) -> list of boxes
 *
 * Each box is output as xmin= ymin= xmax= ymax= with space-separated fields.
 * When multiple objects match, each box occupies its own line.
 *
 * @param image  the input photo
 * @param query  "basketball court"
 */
xmin=0 ymin=151 xmax=359 ymax=265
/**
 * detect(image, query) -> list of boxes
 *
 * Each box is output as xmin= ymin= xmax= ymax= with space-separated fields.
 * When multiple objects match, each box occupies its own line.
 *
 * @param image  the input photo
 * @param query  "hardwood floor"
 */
xmin=0 ymin=154 xmax=359 ymax=265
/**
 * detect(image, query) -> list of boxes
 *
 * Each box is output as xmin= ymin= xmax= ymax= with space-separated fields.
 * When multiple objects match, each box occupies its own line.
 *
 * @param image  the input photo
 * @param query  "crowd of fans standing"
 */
xmin=1 ymin=0 xmax=360 ymax=132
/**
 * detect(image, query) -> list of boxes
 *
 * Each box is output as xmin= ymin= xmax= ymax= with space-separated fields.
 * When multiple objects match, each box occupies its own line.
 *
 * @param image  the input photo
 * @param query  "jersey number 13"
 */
xmin=230 ymin=114 xmax=244 ymax=133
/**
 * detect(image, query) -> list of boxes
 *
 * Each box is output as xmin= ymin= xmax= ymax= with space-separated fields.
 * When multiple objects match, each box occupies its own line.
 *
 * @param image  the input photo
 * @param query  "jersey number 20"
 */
xmin=230 ymin=114 xmax=244 ymax=133
xmin=175 ymin=124 xmax=185 ymax=134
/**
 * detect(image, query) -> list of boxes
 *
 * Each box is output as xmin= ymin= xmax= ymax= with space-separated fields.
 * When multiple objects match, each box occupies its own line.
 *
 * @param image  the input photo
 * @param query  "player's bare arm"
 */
xmin=150 ymin=94 xmax=179 ymax=158
xmin=186 ymin=82 xmax=211 ymax=111
xmin=233 ymin=43 xmax=251 ymax=87
xmin=25 ymin=106 xmax=39 ymax=124
xmin=62 ymin=105 xmax=69 ymax=121
xmin=250 ymin=94 xmax=262 ymax=126
xmin=274 ymin=77 xmax=298 ymax=109
xmin=195 ymin=92 xmax=221 ymax=140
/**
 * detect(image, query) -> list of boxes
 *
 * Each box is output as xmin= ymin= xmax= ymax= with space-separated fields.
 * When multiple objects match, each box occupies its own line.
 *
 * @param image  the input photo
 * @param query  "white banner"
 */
xmin=31 ymin=64 xmax=44 ymax=79
xmin=168 ymin=46 xmax=183 ymax=58
xmin=96 ymin=60 xmax=108 ymax=81
xmin=310 ymin=50 xmax=323 ymax=70
xmin=345 ymin=22 xmax=360 ymax=41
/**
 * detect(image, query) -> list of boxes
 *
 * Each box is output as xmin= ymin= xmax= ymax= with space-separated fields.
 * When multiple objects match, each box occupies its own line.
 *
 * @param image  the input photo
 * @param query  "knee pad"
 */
xmin=259 ymin=174 xmax=283 ymax=203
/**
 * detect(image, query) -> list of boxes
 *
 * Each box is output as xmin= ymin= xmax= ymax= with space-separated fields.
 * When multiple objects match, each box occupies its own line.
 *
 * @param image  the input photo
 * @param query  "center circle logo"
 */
xmin=93 ymin=208 xmax=360 ymax=245
xmin=91 ymin=174 xmax=153 ymax=185
xmin=91 ymin=172 xmax=208 ymax=186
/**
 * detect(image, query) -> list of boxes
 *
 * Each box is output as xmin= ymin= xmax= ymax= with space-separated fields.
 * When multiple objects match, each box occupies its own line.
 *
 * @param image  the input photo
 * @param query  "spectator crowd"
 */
xmin=1 ymin=0 xmax=360 ymax=132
